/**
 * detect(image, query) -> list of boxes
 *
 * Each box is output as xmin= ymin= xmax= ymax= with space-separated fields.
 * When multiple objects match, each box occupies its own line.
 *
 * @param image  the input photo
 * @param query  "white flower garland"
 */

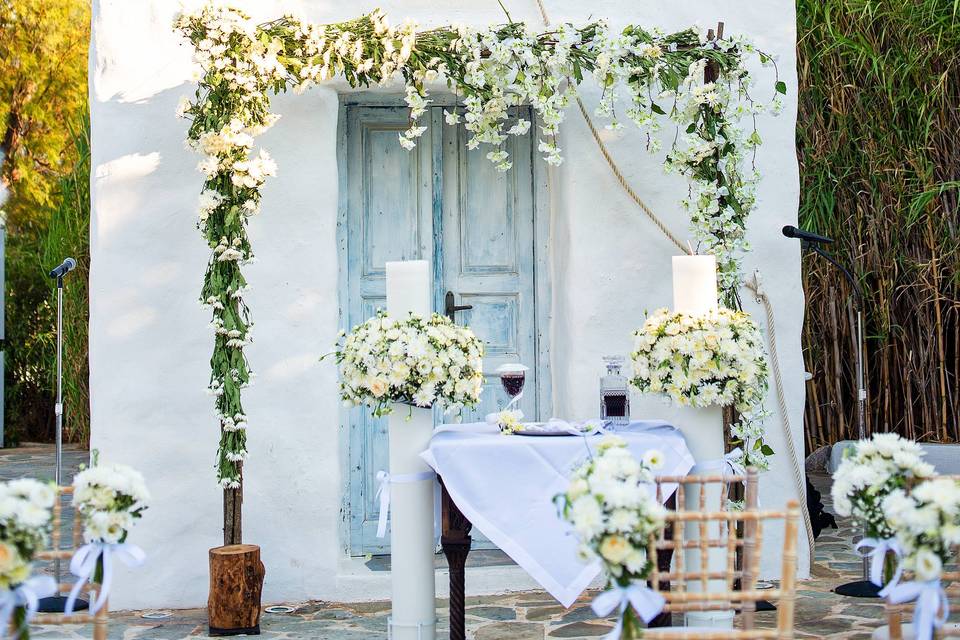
xmin=630 ymin=307 xmax=772 ymax=469
xmin=173 ymin=5 xmax=782 ymax=487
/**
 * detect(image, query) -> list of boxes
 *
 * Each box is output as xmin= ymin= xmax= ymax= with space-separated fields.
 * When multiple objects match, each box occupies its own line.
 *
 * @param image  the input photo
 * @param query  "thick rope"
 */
xmin=532 ymin=0 xmax=817 ymax=561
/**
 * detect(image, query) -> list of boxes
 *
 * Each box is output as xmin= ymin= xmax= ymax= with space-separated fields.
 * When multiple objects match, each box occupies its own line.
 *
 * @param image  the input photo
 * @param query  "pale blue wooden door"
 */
xmin=440 ymin=112 xmax=539 ymax=424
xmin=343 ymin=105 xmax=542 ymax=554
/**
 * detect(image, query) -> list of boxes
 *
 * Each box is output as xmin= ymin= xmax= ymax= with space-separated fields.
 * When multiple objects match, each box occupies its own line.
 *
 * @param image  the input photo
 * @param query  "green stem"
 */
xmin=12 ymin=606 xmax=28 ymax=640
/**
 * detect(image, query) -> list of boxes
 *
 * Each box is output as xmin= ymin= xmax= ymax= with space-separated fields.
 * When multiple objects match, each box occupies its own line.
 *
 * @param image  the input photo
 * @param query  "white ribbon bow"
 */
xmin=375 ymin=470 xmax=437 ymax=539
xmin=855 ymin=538 xmax=903 ymax=594
xmin=65 ymin=541 xmax=146 ymax=615
xmin=886 ymin=579 xmax=948 ymax=640
xmin=0 ymin=576 xmax=56 ymax=640
xmin=591 ymin=583 xmax=665 ymax=640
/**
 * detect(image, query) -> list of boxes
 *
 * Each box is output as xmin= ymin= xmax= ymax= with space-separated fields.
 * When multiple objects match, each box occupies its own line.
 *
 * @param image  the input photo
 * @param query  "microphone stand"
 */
xmin=803 ymin=242 xmax=874 ymax=597
xmin=38 ymin=272 xmax=88 ymax=612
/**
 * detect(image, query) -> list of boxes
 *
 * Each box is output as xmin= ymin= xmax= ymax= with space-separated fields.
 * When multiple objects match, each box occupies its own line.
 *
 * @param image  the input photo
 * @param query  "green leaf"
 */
xmin=685 ymin=122 xmax=697 ymax=134
xmin=760 ymin=444 xmax=775 ymax=456
xmin=775 ymin=80 xmax=787 ymax=95
xmin=650 ymin=103 xmax=666 ymax=115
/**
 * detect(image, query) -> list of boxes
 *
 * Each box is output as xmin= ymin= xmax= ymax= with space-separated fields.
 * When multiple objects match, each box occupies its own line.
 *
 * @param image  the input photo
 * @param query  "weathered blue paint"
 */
xmin=340 ymin=104 xmax=549 ymax=554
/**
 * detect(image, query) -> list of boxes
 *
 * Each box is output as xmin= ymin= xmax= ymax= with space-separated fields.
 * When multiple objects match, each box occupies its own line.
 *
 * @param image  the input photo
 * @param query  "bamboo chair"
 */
xmin=27 ymin=486 xmax=109 ymax=640
xmin=641 ymin=498 xmax=802 ymax=639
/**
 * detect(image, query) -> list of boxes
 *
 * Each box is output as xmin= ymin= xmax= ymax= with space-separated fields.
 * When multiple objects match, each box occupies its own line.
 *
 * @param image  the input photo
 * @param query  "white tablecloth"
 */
xmin=420 ymin=420 xmax=695 ymax=608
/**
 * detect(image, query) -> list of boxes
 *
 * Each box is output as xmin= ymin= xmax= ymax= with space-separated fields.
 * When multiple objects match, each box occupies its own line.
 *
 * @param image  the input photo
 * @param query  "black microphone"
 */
xmin=48 ymin=257 xmax=77 ymax=279
xmin=782 ymin=225 xmax=834 ymax=245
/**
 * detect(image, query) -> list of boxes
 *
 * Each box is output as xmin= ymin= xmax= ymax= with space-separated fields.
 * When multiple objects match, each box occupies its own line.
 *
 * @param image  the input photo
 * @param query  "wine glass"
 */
xmin=496 ymin=363 xmax=528 ymax=406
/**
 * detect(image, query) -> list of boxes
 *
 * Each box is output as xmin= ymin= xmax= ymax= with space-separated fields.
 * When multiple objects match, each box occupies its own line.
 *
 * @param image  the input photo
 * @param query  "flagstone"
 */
xmin=474 ymin=621 xmax=545 ymax=639
xmin=466 ymin=605 xmax=517 ymax=621
xmin=547 ymin=621 xmax=615 ymax=637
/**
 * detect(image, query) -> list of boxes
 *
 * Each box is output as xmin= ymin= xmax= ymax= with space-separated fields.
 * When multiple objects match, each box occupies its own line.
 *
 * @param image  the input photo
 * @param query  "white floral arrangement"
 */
xmin=630 ymin=307 xmax=772 ymax=468
xmin=830 ymin=433 xmax=934 ymax=541
xmin=64 ymin=462 xmax=149 ymax=616
xmin=0 ymin=479 xmax=56 ymax=637
xmin=0 ymin=479 xmax=54 ymax=590
xmin=488 ymin=409 xmax=523 ymax=434
xmin=883 ymin=477 xmax=960 ymax=581
xmin=880 ymin=477 xmax=960 ymax=638
xmin=330 ymin=311 xmax=484 ymax=417
xmin=557 ymin=437 xmax=666 ymax=638
xmin=73 ymin=463 xmax=150 ymax=545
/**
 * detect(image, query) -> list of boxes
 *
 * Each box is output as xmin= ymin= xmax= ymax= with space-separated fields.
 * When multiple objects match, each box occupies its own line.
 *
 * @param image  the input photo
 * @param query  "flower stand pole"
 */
xmin=679 ymin=406 xmax=735 ymax=629
xmin=385 ymin=261 xmax=437 ymax=640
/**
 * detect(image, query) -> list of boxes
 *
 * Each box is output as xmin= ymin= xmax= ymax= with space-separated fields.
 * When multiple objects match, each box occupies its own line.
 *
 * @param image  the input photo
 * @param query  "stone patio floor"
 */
xmin=0 ymin=444 xmax=915 ymax=639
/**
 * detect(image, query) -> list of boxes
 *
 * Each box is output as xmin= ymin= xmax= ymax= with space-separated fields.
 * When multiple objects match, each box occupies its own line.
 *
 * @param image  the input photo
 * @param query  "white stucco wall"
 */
xmin=90 ymin=0 xmax=805 ymax=611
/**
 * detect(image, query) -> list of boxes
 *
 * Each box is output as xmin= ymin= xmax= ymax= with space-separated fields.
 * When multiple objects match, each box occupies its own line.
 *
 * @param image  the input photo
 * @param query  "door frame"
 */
xmin=336 ymin=93 xmax=553 ymax=555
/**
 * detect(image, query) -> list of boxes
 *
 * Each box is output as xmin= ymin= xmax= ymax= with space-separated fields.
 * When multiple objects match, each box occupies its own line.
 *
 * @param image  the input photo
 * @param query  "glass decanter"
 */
xmin=600 ymin=356 xmax=630 ymax=427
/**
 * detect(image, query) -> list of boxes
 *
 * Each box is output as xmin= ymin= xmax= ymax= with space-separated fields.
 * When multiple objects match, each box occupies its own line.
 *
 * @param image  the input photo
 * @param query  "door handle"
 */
xmin=444 ymin=291 xmax=473 ymax=322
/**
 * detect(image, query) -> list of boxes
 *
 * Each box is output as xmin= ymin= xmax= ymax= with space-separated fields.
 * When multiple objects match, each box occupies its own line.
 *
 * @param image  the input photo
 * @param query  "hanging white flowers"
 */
xmin=173 ymin=5 xmax=782 ymax=487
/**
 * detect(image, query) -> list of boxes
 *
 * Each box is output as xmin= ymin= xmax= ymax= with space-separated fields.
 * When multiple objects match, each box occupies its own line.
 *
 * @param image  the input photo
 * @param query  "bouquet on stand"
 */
xmin=830 ymin=433 xmax=934 ymax=591
xmin=329 ymin=310 xmax=484 ymax=415
xmin=557 ymin=437 xmax=666 ymax=640
xmin=630 ymin=307 xmax=772 ymax=469
xmin=0 ymin=479 xmax=56 ymax=639
xmin=881 ymin=477 xmax=960 ymax=640
xmin=65 ymin=462 xmax=149 ymax=615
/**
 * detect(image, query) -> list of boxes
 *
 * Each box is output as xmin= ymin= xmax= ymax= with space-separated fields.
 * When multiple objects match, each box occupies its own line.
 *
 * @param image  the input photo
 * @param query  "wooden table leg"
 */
xmin=440 ymin=479 xmax=472 ymax=640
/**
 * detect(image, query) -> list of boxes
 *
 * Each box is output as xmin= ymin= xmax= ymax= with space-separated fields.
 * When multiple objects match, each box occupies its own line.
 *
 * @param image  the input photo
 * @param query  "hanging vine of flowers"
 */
xmin=173 ymin=5 xmax=783 ymax=488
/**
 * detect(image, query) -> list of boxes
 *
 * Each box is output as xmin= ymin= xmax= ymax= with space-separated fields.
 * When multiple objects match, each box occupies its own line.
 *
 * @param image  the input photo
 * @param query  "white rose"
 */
xmin=915 ymin=548 xmax=943 ymax=582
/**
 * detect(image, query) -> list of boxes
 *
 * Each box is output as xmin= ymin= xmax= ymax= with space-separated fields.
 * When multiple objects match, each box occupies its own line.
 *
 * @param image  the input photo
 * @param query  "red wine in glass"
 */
xmin=501 ymin=373 xmax=525 ymax=397
xmin=496 ymin=363 xmax=529 ymax=403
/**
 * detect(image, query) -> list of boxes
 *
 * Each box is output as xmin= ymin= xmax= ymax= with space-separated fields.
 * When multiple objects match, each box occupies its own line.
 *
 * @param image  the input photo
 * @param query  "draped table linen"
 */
xmin=421 ymin=420 xmax=695 ymax=608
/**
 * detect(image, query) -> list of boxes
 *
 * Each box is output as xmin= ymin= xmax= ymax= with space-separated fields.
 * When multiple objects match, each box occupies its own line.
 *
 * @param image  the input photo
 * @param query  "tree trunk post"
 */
xmin=208 ymin=544 xmax=265 ymax=636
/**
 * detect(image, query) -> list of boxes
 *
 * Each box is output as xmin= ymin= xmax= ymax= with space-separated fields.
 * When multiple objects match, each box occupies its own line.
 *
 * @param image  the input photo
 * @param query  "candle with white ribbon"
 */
xmin=384 ymin=260 xmax=436 ymax=640
xmin=672 ymin=254 xmax=718 ymax=315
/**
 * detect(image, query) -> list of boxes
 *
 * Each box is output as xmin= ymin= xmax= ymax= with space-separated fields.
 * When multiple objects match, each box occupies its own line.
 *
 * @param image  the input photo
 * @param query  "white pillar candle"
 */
xmin=385 ymin=260 xmax=436 ymax=640
xmin=672 ymin=255 xmax=719 ymax=315
xmin=679 ymin=410 xmax=735 ymax=630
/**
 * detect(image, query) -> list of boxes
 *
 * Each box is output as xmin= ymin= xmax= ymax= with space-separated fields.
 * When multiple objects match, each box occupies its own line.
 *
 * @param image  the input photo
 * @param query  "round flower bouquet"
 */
xmin=0 ymin=479 xmax=56 ymax=637
xmin=66 ymin=462 xmax=149 ymax=615
xmin=330 ymin=311 xmax=484 ymax=417
xmin=831 ymin=433 xmax=934 ymax=590
xmin=631 ymin=308 xmax=767 ymax=410
xmin=557 ymin=437 xmax=666 ymax=639
xmin=630 ymin=307 xmax=772 ymax=467
xmin=880 ymin=477 xmax=960 ymax=637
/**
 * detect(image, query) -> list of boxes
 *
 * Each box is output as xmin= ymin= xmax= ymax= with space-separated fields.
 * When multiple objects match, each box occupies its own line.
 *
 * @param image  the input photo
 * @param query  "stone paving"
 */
xmin=0 ymin=445 xmax=919 ymax=639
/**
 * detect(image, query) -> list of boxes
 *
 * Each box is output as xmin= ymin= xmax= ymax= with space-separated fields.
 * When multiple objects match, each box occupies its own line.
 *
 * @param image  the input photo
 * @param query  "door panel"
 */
xmin=345 ymin=107 xmax=433 ymax=554
xmin=441 ymin=113 xmax=538 ymax=426
xmin=343 ymin=105 xmax=543 ymax=554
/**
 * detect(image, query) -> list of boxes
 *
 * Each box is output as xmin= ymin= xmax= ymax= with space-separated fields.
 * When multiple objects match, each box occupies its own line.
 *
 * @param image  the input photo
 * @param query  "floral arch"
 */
xmin=172 ymin=5 xmax=784 ymax=521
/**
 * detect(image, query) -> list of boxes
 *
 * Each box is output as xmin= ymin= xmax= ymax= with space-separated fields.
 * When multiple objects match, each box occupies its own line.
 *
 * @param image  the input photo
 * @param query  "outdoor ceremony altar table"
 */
xmin=421 ymin=420 xmax=696 ymax=640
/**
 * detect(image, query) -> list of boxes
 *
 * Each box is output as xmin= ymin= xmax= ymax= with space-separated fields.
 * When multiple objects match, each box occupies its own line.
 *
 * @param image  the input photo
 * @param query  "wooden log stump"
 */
xmin=208 ymin=544 xmax=266 ymax=636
